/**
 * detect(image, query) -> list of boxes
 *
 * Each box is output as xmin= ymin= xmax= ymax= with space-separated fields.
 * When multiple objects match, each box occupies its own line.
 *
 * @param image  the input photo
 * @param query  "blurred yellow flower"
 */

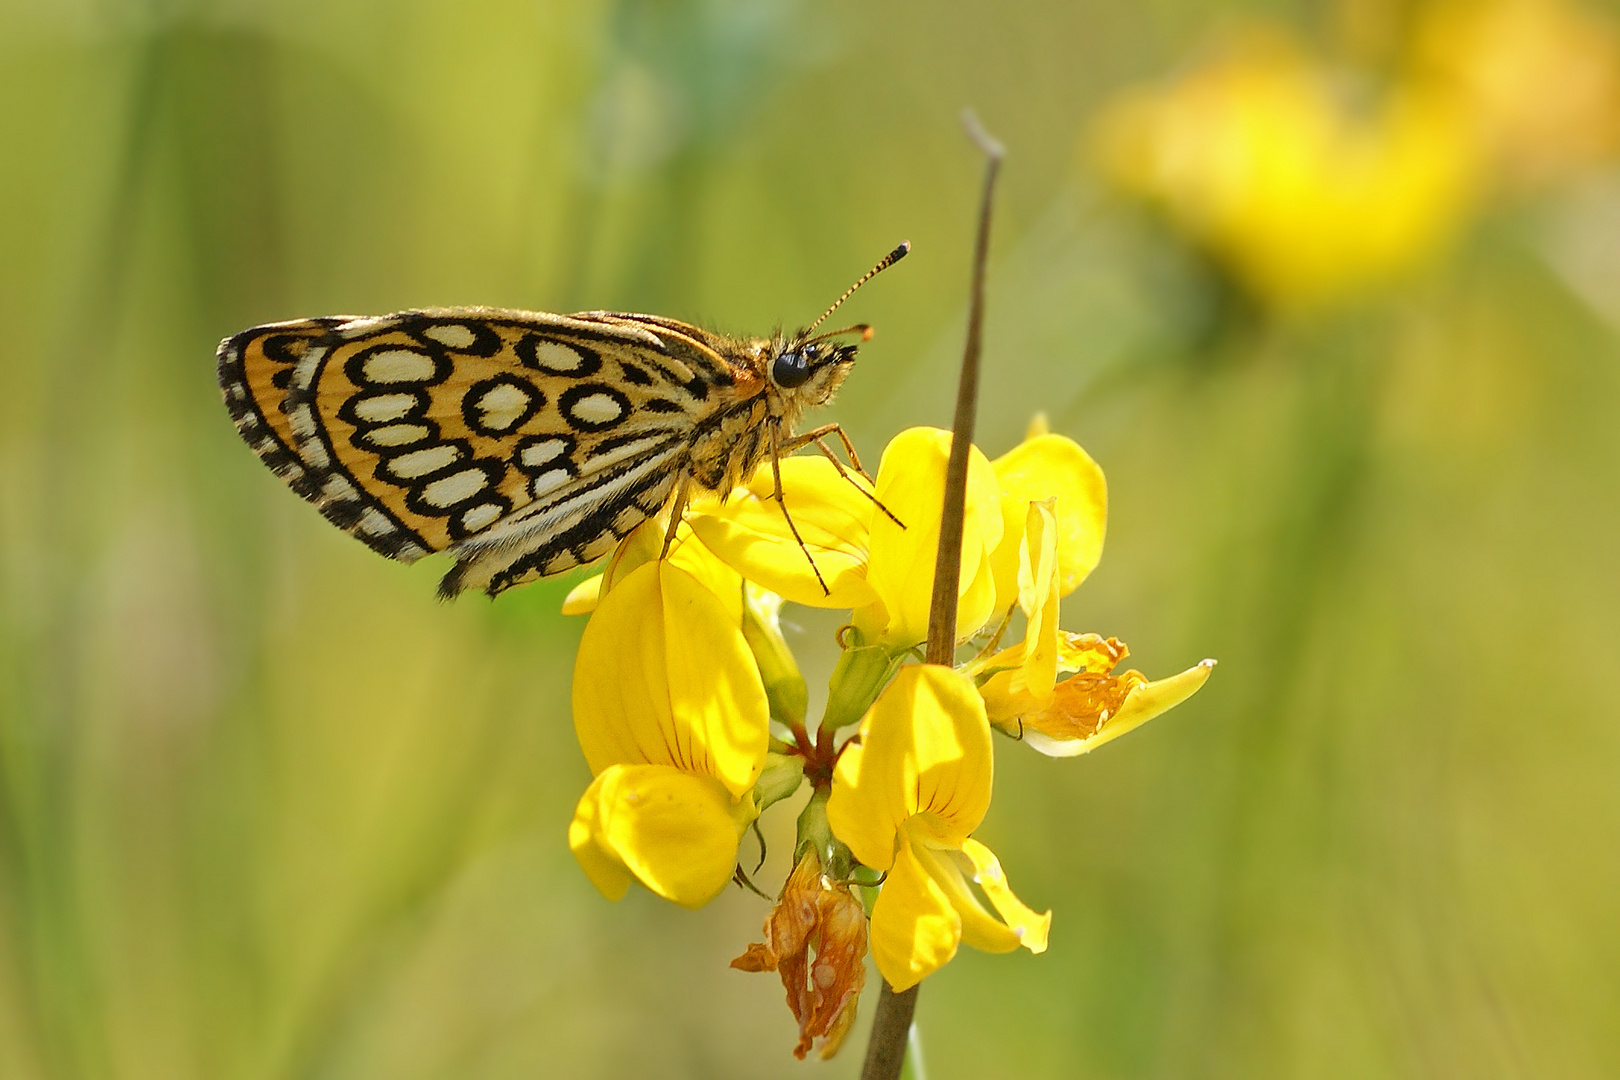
xmin=568 ymin=560 xmax=770 ymax=908
xmin=1411 ymin=0 xmax=1620 ymax=189
xmin=827 ymin=665 xmax=1051 ymax=991
xmin=1093 ymin=28 xmax=1480 ymax=311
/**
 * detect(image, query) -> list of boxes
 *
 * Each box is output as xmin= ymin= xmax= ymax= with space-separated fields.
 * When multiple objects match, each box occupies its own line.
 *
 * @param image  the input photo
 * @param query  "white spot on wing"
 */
xmin=353 ymin=394 xmax=417 ymax=423
xmin=389 ymin=444 xmax=462 ymax=479
xmin=532 ymin=340 xmax=584 ymax=371
xmin=459 ymin=502 xmax=504 ymax=533
xmin=520 ymin=438 xmax=569 ymax=470
xmin=322 ymin=474 xmax=359 ymax=500
xmin=287 ymin=404 xmax=331 ymax=467
xmin=362 ymin=349 xmax=436 ymax=384
xmin=359 ymin=508 xmax=396 ymax=536
xmin=367 ymin=423 xmax=431 ymax=447
xmin=292 ymin=347 xmax=326 ymax=391
xmin=422 ymin=323 xmax=476 ymax=348
xmin=613 ymin=507 xmax=643 ymax=534
xmin=580 ymin=534 xmax=614 ymax=560
xmin=567 ymin=392 xmax=624 ymax=426
xmin=579 ymin=434 xmax=671 ymax=476
xmin=288 ymin=404 xmax=317 ymax=440
xmin=471 ymin=382 xmax=534 ymax=431
xmin=422 ymin=468 xmax=488 ymax=508
xmin=530 ymin=468 xmax=573 ymax=499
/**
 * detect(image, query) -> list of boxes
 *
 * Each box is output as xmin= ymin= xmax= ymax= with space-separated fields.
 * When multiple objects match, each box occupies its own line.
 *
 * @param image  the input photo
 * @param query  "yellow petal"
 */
xmin=956 ymin=548 xmax=1000 ymax=651
xmin=569 ymin=763 xmax=752 ymax=909
xmin=598 ymin=516 xmax=664 ymax=595
xmin=827 ymin=665 xmax=994 ymax=868
xmin=958 ymin=837 xmax=1050 ymax=954
xmin=597 ymin=518 xmax=744 ymax=626
xmin=687 ymin=456 xmax=878 ymax=609
xmin=868 ymin=839 xmax=960 ymax=992
xmin=1017 ymin=500 xmax=1061 ymax=703
xmin=866 ymin=428 xmax=1004 ymax=649
xmin=671 ymin=533 xmax=746 ymax=627
xmin=903 ymin=820 xmax=1021 ymax=956
xmin=1053 ymin=631 xmax=1130 ymax=675
xmin=991 ymin=434 xmax=1107 ymax=598
xmin=572 ymin=561 xmax=769 ymax=796
xmin=561 ymin=573 xmax=603 ymax=615
xmin=567 ymin=770 xmax=631 ymax=902
xmin=1022 ymin=659 xmax=1216 ymax=758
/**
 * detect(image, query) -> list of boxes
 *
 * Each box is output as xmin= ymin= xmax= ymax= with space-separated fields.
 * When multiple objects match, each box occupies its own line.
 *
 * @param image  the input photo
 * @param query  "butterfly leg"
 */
xmin=768 ymin=420 xmax=832 ymax=596
xmin=778 ymin=423 xmax=904 ymax=528
xmin=780 ymin=423 xmax=871 ymax=479
xmin=660 ymin=475 xmax=691 ymax=559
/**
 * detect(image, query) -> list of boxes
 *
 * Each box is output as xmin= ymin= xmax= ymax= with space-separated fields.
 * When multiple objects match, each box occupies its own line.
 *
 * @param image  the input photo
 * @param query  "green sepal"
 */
xmin=741 ymin=585 xmax=809 ymax=727
xmin=752 ymin=751 xmax=806 ymax=815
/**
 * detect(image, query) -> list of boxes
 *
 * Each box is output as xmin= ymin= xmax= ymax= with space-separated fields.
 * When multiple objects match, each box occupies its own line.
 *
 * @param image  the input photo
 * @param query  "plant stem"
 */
xmin=858 ymin=108 xmax=1003 ymax=1080
xmin=923 ymin=112 xmax=1003 ymax=670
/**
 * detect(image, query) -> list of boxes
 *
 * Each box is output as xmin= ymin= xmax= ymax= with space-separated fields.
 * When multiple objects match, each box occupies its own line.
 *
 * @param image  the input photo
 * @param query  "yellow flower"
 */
xmin=568 ymin=560 xmax=770 ymax=908
xmin=976 ymin=632 xmax=1215 ymax=757
xmin=827 ymin=666 xmax=1051 ymax=991
xmin=948 ymin=421 xmax=1213 ymax=753
xmin=1092 ymin=27 xmax=1480 ymax=311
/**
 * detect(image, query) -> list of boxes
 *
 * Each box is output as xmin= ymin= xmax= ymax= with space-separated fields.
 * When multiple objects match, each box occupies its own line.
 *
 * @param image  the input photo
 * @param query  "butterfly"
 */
xmin=217 ymin=242 xmax=909 ymax=599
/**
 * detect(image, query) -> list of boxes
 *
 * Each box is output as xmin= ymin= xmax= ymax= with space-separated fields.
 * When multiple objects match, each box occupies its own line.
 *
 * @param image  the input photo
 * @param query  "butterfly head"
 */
xmin=767 ymin=327 xmax=867 ymax=405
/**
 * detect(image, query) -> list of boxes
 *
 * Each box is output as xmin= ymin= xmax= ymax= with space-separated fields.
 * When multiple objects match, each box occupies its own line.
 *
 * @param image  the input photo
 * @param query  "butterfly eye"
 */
xmin=772 ymin=349 xmax=813 ymax=389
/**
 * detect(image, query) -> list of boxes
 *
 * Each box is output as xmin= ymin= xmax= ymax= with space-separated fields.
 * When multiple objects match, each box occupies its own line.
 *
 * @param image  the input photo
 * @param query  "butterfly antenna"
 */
xmin=801 ymin=322 xmax=874 ymax=346
xmin=802 ymin=241 xmax=911 ymax=337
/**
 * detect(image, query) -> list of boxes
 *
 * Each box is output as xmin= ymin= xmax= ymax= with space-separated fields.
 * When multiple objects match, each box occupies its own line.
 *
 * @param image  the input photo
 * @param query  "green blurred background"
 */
xmin=4 ymin=0 xmax=1619 ymax=1076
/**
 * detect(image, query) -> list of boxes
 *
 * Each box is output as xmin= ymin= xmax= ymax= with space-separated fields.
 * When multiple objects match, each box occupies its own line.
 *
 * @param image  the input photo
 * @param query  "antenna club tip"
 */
xmin=893 ymin=240 xmax=912 ymax=260
xmin=860 ymin=325 xmax=875 ymax=342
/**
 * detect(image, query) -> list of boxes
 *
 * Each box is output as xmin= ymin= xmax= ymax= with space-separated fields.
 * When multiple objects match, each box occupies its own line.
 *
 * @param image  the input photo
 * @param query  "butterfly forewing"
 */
xmin=218 ymin=307 xmax=746 ymax=595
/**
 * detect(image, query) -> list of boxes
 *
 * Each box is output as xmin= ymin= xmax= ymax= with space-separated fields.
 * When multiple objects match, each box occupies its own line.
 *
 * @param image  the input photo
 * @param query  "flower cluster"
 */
xmin=1090 ymin=0 xmax=1620 ymax=312
xmin=562 ymin=423 xmax=1212 ymax=1058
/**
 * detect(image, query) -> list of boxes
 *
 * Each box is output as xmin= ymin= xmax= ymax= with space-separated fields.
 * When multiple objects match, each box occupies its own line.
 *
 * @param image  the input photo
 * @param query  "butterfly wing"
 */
xmin=218 ymin=307 xmax=743 ymax=597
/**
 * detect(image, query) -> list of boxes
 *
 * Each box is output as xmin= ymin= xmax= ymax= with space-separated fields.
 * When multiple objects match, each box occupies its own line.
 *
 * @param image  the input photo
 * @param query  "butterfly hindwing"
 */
xmin=218 ymin=307 xmax=743 ymax=594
